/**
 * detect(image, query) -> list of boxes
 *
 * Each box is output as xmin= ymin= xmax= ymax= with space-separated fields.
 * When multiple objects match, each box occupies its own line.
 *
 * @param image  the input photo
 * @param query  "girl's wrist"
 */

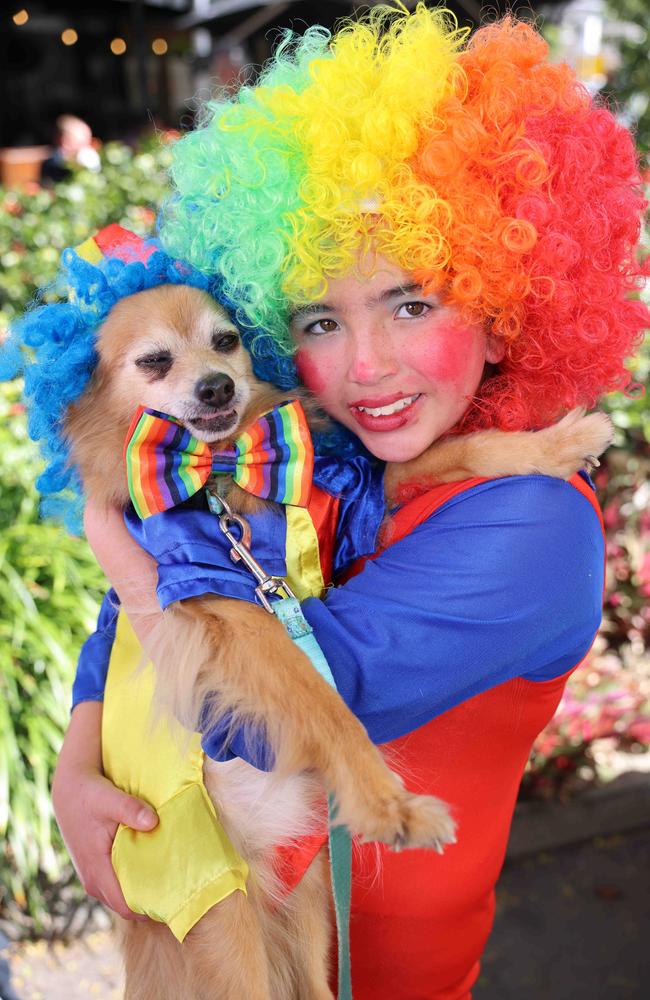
xmin=58 ymin=700 xmax=103 ymax=772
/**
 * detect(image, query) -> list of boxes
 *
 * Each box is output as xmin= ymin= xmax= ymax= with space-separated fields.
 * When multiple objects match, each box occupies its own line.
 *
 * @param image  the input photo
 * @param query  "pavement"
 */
xmin=475 ymin=827 xmax=650 ymax=1000
xmin=2 ymin=931 xmax=121 ymax=1000
xmin=2 ymin=826 xmax=649 ymax=999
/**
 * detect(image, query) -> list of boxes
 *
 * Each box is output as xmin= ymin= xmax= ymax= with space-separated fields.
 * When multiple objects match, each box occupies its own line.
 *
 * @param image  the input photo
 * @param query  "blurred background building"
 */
xmin=0 ymin=1 xmax=625 ymax=145
xmin=5 ymin=1 xmax=490 ymax=149
xmin=3 ymin=0 xmax=649 ymax=160
xmin=3 ymin=1 xmax=649 ymax=161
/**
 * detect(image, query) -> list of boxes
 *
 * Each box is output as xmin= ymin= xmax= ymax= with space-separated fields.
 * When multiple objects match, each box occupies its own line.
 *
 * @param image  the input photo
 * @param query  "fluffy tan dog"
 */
xmin=64 ymin=284 xmax=612 ymax=1000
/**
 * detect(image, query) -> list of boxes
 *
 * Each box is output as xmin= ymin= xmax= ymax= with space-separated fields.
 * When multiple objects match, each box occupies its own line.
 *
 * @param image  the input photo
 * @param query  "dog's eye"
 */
xmin=135 ymin=352 xmax=173 ymax=378
xmin=212 ymin=331 xmax=239 ymax=353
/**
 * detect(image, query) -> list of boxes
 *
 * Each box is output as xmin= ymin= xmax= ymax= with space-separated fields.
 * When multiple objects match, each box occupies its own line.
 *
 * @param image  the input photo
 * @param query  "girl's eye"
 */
xmin=395 ymin=301 xmax=431 ymax=319
xmin=304 ymin=318 xmax=339 ymax=336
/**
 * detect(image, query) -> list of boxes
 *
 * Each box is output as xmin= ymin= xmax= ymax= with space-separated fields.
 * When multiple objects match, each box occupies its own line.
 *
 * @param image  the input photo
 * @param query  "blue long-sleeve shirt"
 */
xmin=73 ymin=474 xmax=604 ymax=763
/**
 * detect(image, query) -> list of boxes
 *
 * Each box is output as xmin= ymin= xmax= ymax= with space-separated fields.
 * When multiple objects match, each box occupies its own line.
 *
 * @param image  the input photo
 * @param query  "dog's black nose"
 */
xmin=195 ymin=373 xmax=235 ymax=408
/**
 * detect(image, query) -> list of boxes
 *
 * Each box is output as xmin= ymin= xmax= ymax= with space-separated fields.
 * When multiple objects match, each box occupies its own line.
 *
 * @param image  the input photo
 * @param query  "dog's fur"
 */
xmin=65 ymin=284 xmax=612 ymax=999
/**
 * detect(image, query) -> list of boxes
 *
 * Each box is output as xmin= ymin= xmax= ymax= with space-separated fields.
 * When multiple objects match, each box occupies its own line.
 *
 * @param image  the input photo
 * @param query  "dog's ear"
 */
xmin=64 ymin=367 xmax=133 ymax=509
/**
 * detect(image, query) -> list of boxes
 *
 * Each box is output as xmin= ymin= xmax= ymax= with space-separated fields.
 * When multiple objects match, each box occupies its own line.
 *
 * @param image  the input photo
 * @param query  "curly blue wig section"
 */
xmin=0 ymin=239 xmax=362 ymax=532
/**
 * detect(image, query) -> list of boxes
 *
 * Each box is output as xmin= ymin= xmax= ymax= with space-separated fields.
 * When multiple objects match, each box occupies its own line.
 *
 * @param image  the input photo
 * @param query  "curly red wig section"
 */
xmin=408 ymin=18 xmax=648 ymax=431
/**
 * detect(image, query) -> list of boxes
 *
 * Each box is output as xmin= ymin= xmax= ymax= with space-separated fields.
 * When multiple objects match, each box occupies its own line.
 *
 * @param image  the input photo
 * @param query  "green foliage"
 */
xmin=0 ymin=382 xmax=106 ymax=936
xmin=605 ymin=0 xmax=650 ymax=155
xmin=601 ymin=176 xmax=649 ymax=447
xmin=0 ymin=138 xmax=171 ymax=336
xmin=0 ymin=138 xmax=169 ymax=935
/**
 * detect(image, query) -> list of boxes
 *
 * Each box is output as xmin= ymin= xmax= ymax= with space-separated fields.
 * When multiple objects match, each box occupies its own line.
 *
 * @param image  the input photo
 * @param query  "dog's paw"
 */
xmin=334 ymin=769 xmax=456 ymax=854
xmin=371 ymin=790 xmax=457 ymax=853
xmin=530 ymin=409 xmax=614 ymax=480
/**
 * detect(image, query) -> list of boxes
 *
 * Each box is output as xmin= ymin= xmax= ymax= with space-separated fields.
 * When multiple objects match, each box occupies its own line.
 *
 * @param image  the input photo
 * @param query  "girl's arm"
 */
xmin=84 ymin=501 xmax=162 ymax=650
xmin=303 ymin=476 xmax=605 ymax=745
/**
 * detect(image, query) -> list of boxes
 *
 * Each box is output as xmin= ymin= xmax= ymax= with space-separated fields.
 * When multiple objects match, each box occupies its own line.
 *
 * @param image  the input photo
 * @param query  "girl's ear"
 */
xmin=485 ymin=332 xmax=506 ymax=365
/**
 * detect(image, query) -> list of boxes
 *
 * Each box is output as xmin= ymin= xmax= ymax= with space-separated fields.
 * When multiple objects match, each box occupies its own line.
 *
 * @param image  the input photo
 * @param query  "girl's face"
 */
xmin=290 ymin=257 xmax=504 ymax=463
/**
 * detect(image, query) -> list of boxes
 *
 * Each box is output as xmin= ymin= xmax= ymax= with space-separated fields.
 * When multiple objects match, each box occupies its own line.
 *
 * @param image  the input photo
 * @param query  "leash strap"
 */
xmin=269 ymin=598 xmax=353 ymax=1000
xmin=209 ymin=493 xmax=353 ymax=1000
xmin=274 ymin=597 xmax=335 ymax=685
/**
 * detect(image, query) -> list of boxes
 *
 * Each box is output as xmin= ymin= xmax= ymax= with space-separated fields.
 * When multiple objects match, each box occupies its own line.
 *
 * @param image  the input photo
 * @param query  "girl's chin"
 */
xmin=354 ymin=426 xmax=439 ymax=464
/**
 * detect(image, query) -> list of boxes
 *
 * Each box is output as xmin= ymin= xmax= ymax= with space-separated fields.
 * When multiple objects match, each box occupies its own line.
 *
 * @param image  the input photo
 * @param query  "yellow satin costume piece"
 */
xmin=101 ymin=504 xmax=328 ymax=942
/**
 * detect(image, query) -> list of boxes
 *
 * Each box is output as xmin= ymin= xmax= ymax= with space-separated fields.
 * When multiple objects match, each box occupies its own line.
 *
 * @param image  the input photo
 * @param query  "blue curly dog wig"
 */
xmin=0 ymin=236 xmax=360 ymax=532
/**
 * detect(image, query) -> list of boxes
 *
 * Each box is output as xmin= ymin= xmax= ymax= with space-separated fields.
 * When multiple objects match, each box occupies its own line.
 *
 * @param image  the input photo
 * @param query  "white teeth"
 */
xmin=356 ymin=394 xmax=419 ymax=417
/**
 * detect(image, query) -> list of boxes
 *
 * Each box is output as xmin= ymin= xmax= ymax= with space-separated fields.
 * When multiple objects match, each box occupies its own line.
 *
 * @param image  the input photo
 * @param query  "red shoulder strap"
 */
xmin=380 ymin=472 xmax=604 ymax=552
xmin=565 ymin=471 xmax=605 ymax=530
xmin=381 ymin=476 xmax=487 ymax=550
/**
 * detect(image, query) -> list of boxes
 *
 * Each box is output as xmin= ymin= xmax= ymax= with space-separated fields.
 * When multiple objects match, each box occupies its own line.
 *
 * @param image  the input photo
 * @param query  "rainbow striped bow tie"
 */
xmin=124 ymin=401 xmax=314 ymax=519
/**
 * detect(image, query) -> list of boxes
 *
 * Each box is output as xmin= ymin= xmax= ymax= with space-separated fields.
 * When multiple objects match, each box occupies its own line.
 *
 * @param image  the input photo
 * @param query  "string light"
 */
xmin=110 ymin=37 xmax=127 ymax=55
xmin=152 ymin=38 xmax=168 ymax=56
xmin=61 ymin=28 xmax=78 ymax=46
xmin=13 ymin=9 xmax=29 ymax=25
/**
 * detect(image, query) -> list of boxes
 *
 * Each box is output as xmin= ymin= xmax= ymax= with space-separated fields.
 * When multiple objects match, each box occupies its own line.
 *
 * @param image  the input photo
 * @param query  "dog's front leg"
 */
xmin=151 ymin=596 xmax=455 ymax=852
xmin=383 ymin=408 xmax=614 ymax=500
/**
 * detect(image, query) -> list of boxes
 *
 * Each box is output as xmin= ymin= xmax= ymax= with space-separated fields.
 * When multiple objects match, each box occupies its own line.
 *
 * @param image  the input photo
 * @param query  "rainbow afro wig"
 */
xmin=0 ymin=225 xmax=307 ymax=529
xmin=162 ymin=3 xmax=649 ymax=431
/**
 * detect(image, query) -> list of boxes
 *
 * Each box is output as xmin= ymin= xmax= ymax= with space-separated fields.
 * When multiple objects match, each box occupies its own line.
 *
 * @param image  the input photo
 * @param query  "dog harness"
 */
xmin=101 ymin=484 xmax=344 ymax=942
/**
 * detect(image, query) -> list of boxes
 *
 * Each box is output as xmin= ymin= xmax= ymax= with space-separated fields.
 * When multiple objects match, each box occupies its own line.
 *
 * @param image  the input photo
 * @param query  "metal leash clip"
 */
xmin=206 ymin=490 xmax=297 ymax=614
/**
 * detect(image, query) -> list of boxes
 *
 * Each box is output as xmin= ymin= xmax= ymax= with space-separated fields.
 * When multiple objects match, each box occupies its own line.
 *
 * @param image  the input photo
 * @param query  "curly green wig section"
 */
xmin=163 ymin=4 xmax=467 ymax=346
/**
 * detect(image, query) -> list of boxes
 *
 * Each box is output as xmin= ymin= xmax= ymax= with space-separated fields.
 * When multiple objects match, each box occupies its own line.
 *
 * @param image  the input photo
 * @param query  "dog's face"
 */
xmin=65 ymin=283 xmax=298 ymax=507
xmin=96 ymin=284 xmax=259 ymax=443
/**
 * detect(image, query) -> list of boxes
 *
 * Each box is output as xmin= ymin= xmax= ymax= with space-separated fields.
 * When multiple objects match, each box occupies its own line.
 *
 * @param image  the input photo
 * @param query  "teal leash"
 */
xmin=274 ymin=599 xmax=353 ymax=1000
xmin=327 ymin=810 xmax=353 ymax=1000
xmin=207 ymin=492 xmax=353 ymax=1000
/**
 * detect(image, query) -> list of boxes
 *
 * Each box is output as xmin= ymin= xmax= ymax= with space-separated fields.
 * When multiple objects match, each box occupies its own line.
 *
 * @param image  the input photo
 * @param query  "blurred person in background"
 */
xmin=40 ymin=114 xmax=100 ymax=185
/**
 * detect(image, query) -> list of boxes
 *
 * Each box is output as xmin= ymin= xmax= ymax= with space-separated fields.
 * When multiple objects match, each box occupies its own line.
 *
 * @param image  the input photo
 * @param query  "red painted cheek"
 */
xmin=295 ymin=349 xmax=328 ymax=396
xmin=405 ymin=323 xmax=481 ymax=388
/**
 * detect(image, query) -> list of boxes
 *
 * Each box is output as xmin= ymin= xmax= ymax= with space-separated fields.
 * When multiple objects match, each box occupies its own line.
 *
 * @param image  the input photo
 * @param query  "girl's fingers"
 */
xmin=74 ymin=781 xmax=156 ymax=920
xmin=94 ymin=778 xmax=158 ymax=832
xmin=93 ymin=866 xmax=149 ymax=922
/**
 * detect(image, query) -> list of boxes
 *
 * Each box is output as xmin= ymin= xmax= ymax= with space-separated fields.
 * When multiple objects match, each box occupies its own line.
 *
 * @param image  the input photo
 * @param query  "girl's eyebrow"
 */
xmin=288 ymin=302 xmax=337 ymax=322
xmin=289 ymin=283 xmax=426 ymax=322
xmin=366 ymin=283 xmax=424 ymax=308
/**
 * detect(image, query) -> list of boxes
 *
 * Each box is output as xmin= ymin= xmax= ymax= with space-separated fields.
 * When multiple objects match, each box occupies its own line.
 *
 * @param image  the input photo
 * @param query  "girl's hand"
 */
xmin=52 ymin=702 xmax=158 ymax=920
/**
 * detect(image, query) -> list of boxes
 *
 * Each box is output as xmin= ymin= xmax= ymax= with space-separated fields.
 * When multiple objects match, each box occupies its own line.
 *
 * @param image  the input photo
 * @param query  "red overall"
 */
xmin=279 ymin=474 xmax=604 ymax=998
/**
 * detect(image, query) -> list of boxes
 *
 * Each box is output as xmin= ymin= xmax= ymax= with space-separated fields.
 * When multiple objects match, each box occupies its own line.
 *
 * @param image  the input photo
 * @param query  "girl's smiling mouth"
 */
xmin=350 ymin=393 xmax=423 ymax=431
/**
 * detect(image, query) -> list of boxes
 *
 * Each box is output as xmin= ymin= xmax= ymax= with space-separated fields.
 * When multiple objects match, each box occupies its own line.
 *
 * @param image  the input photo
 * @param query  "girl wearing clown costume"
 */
xmin=49 ymin=6 xmax=647 ymax=998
